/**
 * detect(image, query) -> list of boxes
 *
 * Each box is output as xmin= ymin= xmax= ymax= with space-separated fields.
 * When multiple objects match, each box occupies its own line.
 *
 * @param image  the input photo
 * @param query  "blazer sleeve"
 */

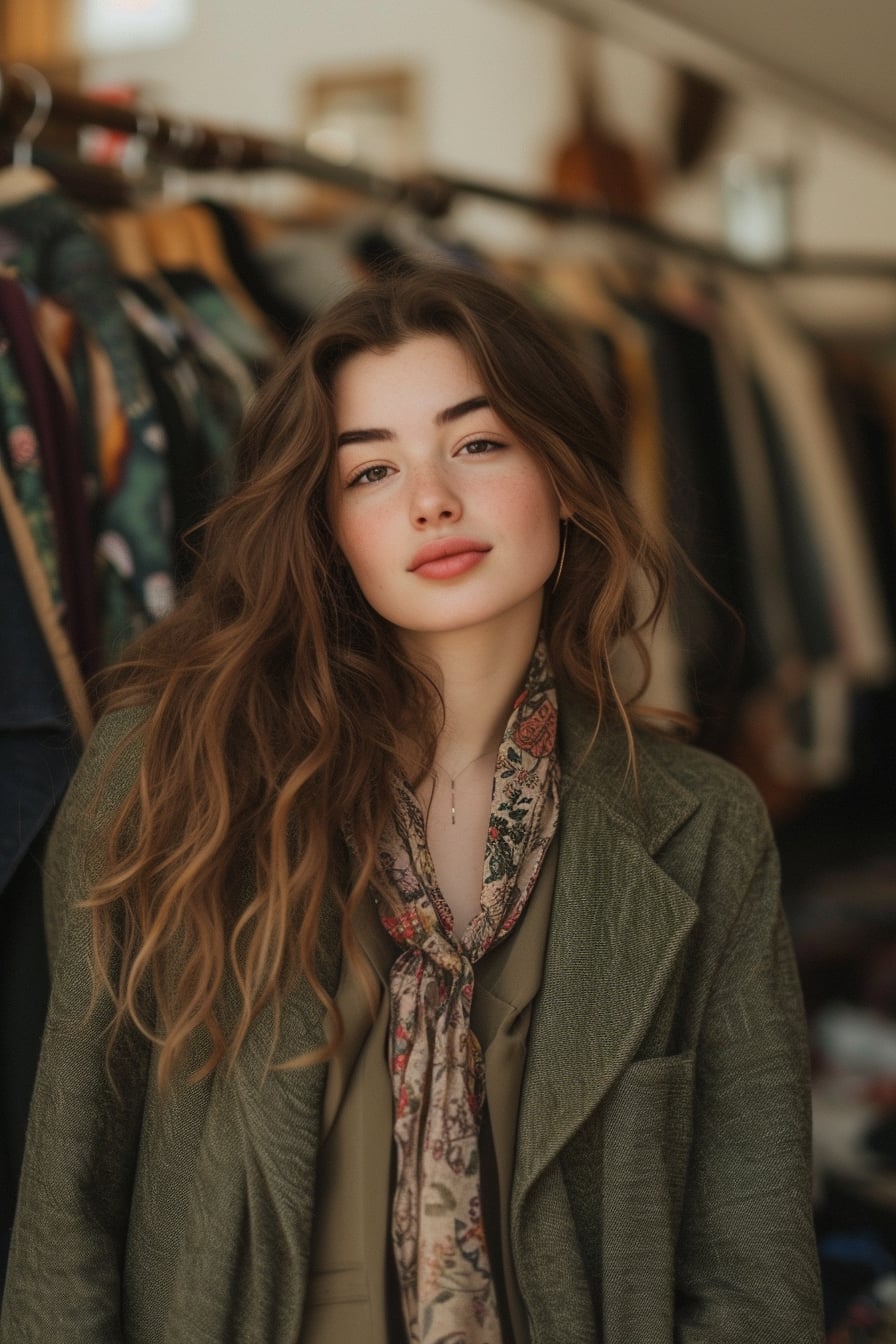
xmin=0 ymin=711 xmax=152 ymax=1344
xmin=674 ymin=831 xmax=824 ymax=1343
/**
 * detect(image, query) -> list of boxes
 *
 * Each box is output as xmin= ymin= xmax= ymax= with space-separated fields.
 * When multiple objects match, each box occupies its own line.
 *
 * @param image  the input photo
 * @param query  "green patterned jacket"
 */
xmin=1 ymin=698 xmax=824 ymax=1343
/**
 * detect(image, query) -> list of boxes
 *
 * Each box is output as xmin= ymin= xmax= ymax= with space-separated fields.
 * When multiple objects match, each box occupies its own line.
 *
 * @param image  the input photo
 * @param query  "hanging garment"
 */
xmin=537 ymin=258 xmax=692 ymax=717
xmin=118 ymin=284 xmax=241 ymax=582
xmin=822 ymin=348 xmax=896 ymax=640
xmin=709 ymin=302 xmax=804 ymax=673
xmin=252 ymin=222 xmax=359 ymax=316
xmin=120 ymin=277 xmax=248 ymax=479
xmin=92 ymin=234 xmax=258 ymax=422
xmin=723 ymin=276 xmax=895 ymax=687
xmin=196 ymin=200 xmax=311 ymax=340
xmin=619 ymin=293 xmax=756 ymax=745
xmin=0 ymin=326 xmax=62 ymax=615
xmin=160 ymin=266 xmax=278 ymax=381
xmin=707 ymin=321 xmax=843 ymax=802
xmin=0 ymin=186 xmax=177 ymax=654
xmin=0 ymin=459 xmax=92 ymax=745
xmin=0 ymin=469 xmax=82 ymax=1289
xmin=142 ymin=204 xmax=277 ymax=343
xmin=0 ymin=274 xmax=101 ymax=677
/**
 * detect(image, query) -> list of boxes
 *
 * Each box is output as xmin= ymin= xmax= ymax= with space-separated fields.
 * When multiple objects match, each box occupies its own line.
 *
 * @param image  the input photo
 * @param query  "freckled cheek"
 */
xmin=496 ymin=479 xmax=559 ymax=543
xmin=336 ymin=506 xmax=402 ymax=594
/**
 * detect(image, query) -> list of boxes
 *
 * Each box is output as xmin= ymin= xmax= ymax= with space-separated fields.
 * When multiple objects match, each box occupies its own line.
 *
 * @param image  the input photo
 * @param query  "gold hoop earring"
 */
xmin=550 ymin=519 xmax=569 ymax=594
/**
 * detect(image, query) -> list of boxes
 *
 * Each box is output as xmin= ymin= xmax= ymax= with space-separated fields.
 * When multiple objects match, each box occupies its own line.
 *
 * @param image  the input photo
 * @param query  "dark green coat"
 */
xmin=1 ymin=700 xmax=823 ymax=1342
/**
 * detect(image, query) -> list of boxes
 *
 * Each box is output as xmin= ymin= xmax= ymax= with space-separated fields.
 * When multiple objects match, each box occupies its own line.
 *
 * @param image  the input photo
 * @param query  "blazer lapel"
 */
xmin=319 ymin=883 xmax=394 ymax=1139
xmin=513 ymin=705 xmax=701 ymax=1204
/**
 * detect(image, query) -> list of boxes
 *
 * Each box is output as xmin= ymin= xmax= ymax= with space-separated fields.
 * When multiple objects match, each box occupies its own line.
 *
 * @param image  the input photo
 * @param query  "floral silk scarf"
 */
xmin=377 ymin=638 xmax=560 ymax=1344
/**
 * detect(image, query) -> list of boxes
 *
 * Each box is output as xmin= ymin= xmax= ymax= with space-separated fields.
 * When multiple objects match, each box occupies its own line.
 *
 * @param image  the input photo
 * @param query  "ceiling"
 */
xmin=522 ymin=0 xmax=896 ymax=152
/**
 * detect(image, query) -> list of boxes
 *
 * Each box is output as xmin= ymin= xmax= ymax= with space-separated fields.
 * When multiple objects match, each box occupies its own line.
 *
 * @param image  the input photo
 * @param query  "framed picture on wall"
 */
xmin=300 ymin=65 xmax=422 ymax=178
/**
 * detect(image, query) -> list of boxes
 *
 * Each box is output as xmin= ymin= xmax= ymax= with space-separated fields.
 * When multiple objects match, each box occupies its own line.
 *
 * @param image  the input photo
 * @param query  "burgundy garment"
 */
xmin=0 ymin=277 xmax=101 ymax=678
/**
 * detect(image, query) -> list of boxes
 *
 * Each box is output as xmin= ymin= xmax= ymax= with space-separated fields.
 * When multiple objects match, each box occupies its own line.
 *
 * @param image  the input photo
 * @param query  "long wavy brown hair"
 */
xmin=88 ymin=263 xmax=673 ymax=1089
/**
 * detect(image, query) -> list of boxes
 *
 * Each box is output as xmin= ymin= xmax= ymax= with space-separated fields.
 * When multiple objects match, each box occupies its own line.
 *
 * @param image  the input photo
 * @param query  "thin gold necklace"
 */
xmin=435 ymin=745 xmax=498 ymax=825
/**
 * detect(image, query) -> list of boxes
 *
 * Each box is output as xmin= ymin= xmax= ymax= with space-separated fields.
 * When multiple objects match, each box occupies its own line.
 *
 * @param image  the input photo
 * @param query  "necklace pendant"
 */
xmin=450 ymin=778 xmax=456 ymax=825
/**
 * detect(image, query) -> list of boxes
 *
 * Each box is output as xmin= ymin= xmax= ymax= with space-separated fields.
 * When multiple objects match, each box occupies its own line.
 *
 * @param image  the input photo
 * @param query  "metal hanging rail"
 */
xmin=1 ymin=62 xmax=895 ymax=279
xmin=0 ymin=63 xmax=408 ymax=203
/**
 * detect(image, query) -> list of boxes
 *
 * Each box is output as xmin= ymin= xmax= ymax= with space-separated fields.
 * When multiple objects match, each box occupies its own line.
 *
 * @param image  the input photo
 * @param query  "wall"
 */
xmin=82 ymin=0 xmax=567 ymax=185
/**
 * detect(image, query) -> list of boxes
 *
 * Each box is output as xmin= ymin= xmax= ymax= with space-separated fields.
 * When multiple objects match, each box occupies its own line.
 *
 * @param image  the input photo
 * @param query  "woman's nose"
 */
xmin=409 ymin=464 xmax=462 ymax=527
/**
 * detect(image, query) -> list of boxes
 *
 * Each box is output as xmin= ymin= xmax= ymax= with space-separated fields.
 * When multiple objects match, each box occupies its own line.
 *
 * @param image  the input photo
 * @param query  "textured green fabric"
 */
xmin=0 ymin=700 xmax=823 ymax=1343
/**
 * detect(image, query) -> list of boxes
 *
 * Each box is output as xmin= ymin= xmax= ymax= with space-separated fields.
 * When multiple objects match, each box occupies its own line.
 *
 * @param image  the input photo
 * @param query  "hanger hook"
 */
xmin=217 ymin=132 xmax=245 ymax=170
xmin=8 ymin=64 xmax=53 ymax=168
xmin=135 ymin=107 xmax=160 ymax=143
xmin=122 ymin=105 xmax=160 ymax=178
xmin=167 ymin=117 xmax=207 ymax=169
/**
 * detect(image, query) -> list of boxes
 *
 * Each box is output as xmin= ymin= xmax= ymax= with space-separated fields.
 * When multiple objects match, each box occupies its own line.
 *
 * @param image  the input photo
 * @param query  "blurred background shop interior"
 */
xmin=1 ymin=1 xmax=896 ymax=1336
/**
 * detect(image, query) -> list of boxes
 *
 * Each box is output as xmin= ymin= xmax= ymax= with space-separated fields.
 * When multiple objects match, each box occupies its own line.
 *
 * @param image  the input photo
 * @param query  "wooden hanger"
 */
xmin=93 ymin=209 xmax=158 ymax=279
xmin=180 ymin=202 xmax=271 ymax=331
xmin=0 ymin=162 xmax=57 ymax=206
xmin=142 ymin=201 xmax=272 ymax=334
xmin=142 ymin=202 xmax=203 ymax=271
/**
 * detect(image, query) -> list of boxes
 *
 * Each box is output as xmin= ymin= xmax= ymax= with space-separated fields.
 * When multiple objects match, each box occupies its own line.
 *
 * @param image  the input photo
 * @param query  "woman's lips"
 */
xmin=413 ymin=550 xmax=488 ymax=580
xmin=408 ymin=538 xmax=491 ymax=580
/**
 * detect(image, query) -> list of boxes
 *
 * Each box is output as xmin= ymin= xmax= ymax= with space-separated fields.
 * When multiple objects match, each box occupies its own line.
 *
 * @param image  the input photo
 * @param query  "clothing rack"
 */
xmin=2 ymin=61 xmax=896 ymax=280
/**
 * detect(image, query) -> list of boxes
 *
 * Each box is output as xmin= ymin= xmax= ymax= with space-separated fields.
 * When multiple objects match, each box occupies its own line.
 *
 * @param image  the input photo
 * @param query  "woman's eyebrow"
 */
xmin=435 ymin=395 xmax=490 ymax=426
xmin=336 ymin=396 xmax=491 ymax=449
xmin=336 ymin=426 xmax=394 ymax=448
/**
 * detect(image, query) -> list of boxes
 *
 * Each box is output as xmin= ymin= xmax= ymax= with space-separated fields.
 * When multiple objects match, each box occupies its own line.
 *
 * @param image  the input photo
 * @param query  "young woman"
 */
xmin=2 ymin=266 xmax=822 ymax=1343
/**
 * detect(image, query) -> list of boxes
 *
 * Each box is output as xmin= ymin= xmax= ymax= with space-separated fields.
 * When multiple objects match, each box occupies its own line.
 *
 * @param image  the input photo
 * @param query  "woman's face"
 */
xmin=330 ymin=334 xmax=563 ymax=646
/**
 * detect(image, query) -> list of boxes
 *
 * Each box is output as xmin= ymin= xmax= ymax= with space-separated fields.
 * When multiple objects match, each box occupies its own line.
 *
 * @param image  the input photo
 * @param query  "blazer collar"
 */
xmin=513 ymin=697 xmax=701 ymax=1203
xmin=557 ymin=694 xmax=701 ymax=857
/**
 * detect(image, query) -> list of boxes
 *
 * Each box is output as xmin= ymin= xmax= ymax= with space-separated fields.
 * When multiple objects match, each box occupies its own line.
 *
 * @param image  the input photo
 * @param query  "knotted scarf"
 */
xmin=377 ymin=638 xmax=560 ymax=1343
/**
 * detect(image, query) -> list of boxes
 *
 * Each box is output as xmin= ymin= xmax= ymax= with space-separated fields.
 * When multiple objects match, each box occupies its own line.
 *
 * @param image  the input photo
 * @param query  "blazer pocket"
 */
xmin=601 ymin=1052 xmax=696 ymax=1235
xmin=588 ymin=1053 xmax=696 ymax=1343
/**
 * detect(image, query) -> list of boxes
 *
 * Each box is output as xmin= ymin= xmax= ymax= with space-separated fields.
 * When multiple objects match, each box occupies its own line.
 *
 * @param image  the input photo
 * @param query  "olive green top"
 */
xmin=1 ymin=698 xmax=824 ymax=1343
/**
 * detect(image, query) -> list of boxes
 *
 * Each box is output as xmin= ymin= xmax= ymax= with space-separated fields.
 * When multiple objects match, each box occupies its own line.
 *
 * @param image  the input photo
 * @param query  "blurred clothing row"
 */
xmin=517 ymin=257 xmax=896 ymax=815
xmin=2 ymin=165 xmax=895 ymax=819
xmin=2 ymin=165 xmax=896 ymax=833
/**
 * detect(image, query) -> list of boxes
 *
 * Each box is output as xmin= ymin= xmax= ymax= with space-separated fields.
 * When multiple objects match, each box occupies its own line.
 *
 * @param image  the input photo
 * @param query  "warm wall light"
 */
xmin=77 ymin=0 xmax=195 ymax=54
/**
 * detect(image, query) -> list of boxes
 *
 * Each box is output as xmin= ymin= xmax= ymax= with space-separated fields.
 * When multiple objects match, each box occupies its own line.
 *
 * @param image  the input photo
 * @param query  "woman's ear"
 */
xmin=558 ymin=499 xmax=572 ymax=521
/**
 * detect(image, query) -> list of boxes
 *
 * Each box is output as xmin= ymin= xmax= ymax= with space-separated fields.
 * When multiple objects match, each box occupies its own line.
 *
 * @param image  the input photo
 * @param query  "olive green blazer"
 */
xmin=1 ymin=700 xmax=823 ymax=1343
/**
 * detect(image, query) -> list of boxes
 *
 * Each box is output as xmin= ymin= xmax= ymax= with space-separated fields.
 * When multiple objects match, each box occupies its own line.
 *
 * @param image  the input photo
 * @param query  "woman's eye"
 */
xmin=347 ymin=463 xmax=392 ymax=487
xmin=459 ymin=438 xmax=506 ymax=456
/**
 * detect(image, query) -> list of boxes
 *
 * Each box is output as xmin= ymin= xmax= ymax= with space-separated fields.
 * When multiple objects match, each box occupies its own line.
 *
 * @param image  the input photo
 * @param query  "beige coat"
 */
xmin=1 ymin=698 xmax=824 ymax=1343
